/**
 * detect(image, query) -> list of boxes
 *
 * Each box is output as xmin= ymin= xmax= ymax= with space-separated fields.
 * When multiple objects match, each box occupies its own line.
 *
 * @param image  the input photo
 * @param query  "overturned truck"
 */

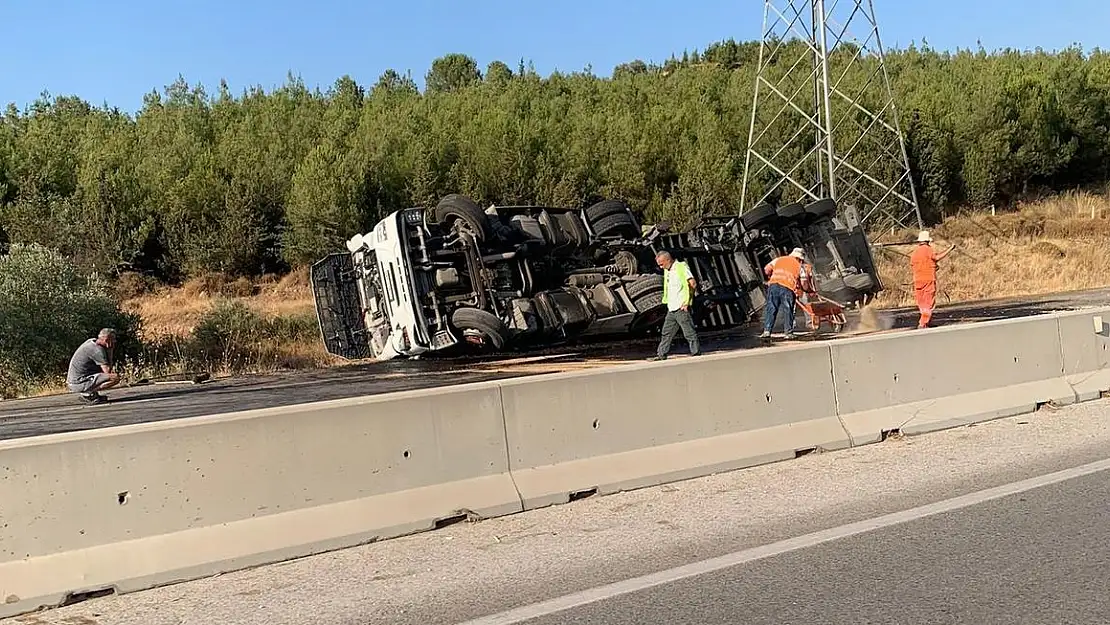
xmin=310 ymin=194 xmax=882 ymax=361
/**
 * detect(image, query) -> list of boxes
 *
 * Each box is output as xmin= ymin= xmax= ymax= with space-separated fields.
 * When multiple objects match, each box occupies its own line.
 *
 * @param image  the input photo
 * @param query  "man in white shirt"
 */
xmin=650 ymin=251 xmax=701 ymax=360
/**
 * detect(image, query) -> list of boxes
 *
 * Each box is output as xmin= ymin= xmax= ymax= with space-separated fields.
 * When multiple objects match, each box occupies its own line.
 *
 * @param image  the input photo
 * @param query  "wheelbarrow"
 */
xmin=797 ymin=292 xmax=847 ymax=334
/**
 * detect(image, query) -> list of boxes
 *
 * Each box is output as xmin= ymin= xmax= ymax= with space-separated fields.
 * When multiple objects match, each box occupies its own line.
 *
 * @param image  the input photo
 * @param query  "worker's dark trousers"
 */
xmin=657 ymin=308 xmax=700 ymax=357
xmin=763 ymin=284 xmax=797 ymax=335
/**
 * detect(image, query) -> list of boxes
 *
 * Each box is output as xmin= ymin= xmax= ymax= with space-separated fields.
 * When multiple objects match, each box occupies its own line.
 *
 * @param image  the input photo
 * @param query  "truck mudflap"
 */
xmin=310 ymin=253 xmax=371 ymax=360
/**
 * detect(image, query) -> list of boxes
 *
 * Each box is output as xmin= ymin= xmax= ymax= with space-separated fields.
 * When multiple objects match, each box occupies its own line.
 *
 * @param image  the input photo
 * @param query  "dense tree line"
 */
xmin=2 ymin=40 xmax=1108 ymax=282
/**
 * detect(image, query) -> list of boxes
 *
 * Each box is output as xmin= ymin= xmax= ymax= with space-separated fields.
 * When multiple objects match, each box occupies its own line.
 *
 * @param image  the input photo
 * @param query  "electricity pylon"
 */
xmin=740 ymin=0 xmax=923 ymax=232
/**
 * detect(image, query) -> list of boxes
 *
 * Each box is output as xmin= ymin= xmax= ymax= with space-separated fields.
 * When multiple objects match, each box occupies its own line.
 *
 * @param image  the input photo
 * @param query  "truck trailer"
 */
xmin=310 ymin=193 xmax=882 ymax=361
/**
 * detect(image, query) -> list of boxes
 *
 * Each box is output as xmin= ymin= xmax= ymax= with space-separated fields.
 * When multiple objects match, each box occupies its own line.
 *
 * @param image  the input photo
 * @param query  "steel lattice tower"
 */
xmin=740 ymin=0 xmax=923 ymax=233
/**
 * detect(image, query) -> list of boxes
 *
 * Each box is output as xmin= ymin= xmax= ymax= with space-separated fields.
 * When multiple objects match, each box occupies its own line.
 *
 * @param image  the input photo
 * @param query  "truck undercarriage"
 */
xmin=311 ymin=193 xmax=882 ymax=361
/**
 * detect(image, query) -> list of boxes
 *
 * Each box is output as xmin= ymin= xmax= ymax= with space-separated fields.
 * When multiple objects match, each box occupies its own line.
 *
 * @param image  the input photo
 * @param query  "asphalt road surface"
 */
xmin=13 ymin=396 xmax=1110 ymax=625
xmin=2 ymin=286 xmax=1109 ymax=441
xmin=506 ymin=464 xmax=1110 ymax=625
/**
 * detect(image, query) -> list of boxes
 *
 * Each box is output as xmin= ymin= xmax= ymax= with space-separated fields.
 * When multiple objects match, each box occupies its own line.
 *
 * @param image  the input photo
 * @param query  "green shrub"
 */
xmin=188 ymin=299 xmax=267 ymax=372
xmin=264 ymin=312 xmax=319 ymax=343
xmin=185 ymin=301 xmax=321 ymax=373
xmin=0 ymin=243 xmax=141 ymax=397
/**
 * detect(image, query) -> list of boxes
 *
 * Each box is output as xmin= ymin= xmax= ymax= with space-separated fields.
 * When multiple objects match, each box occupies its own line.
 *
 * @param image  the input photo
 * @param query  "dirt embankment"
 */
xmin=871 ymin=191 xmax=1110 ymax=309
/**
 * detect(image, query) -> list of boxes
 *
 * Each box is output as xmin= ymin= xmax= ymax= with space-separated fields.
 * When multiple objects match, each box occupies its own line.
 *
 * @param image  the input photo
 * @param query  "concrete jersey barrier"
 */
xmin=498 ymin=343 xmax=848 ymax=510
xmin=1 ymin=306 xmax=1109 ymax=618
xmin=0 ymin=385 xmax=520 ymax=618
xmin=1057 ymin=309 xmax=1110 ymax=400
xmin=830 ymin=314 xmax=1080 ymax=445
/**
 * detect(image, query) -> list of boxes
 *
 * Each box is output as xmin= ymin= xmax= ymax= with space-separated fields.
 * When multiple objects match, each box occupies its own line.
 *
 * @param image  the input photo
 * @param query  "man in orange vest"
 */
xmin=910 ymin=231 xmax=954 ymax=329
xmin=760 ymin=247 xmax=810 ymax=340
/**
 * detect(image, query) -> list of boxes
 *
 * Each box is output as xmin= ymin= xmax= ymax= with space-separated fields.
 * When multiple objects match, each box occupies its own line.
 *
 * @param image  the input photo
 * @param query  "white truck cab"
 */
xmin=336 ymin=210 xmax=437 ymax=360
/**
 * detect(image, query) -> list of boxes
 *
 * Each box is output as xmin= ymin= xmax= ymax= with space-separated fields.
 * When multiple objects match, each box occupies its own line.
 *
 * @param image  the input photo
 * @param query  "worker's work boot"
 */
xmin=80 ymin=392 xmax=108 ymax=405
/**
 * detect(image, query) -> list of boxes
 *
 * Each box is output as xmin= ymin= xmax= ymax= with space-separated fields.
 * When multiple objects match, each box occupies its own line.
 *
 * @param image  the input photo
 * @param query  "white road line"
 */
xmin=456 ymin=456 xmax=1110 ymax=625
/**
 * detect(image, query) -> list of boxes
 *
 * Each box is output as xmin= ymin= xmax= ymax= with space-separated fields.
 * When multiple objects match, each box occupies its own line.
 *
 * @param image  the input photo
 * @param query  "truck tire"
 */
xmin=632 ymin=291 xmax=664 ymax=313
xmin=626 ymin=274 xmax=664 ymax=302
xmin=625 ymin=275 xmax=667 ymax=332
xmin=630 ymin=292 xmax=667 ymax=333
xmin=450 ymin=307 xmax=507 ymax=349
xmin=775 ymin=202 xmax=806 ymax=221
xmin=592 ymin=212 xmax=639 ymax=238
xmin=805 ymin=198 xmax=837 ymax=219
xmin=584 ymin=199 xmax=629 ymax=223
xmin=843 ymin=272 xmax=876 ymax=292
xmin=435 ymin=194 xmax=490 ymax=242
xmin=626 ymin=274 xmax=667 ymax=333
xmin=740 ymin=203 xmax=779 ymax=231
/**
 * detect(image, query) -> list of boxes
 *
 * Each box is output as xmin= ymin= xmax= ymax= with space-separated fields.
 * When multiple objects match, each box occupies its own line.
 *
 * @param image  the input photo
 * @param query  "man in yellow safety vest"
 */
xmin=650 ymin=250 xmax=701 ymax=360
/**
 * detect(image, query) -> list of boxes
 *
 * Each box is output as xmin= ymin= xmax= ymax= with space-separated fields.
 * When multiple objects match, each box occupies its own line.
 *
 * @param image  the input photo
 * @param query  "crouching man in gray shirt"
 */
xmin=66 ymin=328 xmax=121 ymax=405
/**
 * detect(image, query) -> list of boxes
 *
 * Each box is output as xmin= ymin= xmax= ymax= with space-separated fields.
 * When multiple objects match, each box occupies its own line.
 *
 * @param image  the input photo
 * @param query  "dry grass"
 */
xmin=871 ymin=190 xmax=1110 ymax=308
xmin=119 ymin=266 xmax=336 ymax=380
xmin=125 ymin=267 xmax=315 ymax=339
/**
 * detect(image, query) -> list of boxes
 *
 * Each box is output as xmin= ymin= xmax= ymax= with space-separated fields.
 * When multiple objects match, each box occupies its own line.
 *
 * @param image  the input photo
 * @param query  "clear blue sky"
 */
xmin=2 ymin=0 xmax=1106 ymax=115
